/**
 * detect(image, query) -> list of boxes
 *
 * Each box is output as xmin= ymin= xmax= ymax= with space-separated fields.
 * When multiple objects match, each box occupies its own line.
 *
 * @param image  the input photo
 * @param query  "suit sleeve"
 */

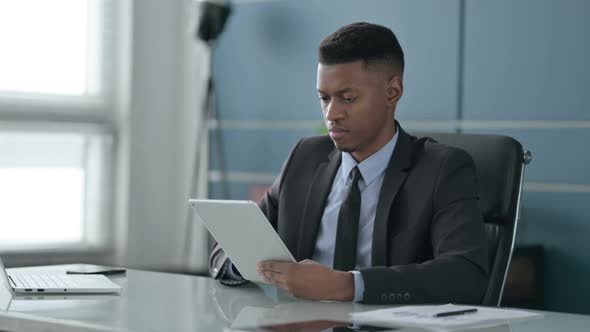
xmin=208 ymin=139 xmax=303 ymax=282
xmin=359 ymin=148 xmax=490 ymax=305
xmin=258 ymin=137 xmax=305 ymax=228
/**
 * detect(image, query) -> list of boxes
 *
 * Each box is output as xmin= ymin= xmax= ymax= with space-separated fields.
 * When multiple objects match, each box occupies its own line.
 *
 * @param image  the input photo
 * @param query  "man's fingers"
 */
xmin=257 ymin=261 xmax=297 ymax=291
xmin=273 ymin=276 xmax=288 ymax=291
xmin=258 ymin=261 xmax=292 ymax=273
xmin=262 ymin=269 xmax=288 ymax=290
xmin=257 ymin=261 xmax=293 ymax=290
xmin=258 ymin=261 xmax=274 ymax=273
xmin=263 ymin=269 xmax=278 ymax=281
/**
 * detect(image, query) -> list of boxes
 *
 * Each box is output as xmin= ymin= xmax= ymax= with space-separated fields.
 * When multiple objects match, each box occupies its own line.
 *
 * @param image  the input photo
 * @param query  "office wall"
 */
xmin=462 ymin=0 xmax=590 ymax=314
xmin=210 ymin=0 xmax=590 ymax=314
xmin=210 ymin=0 xmax=461 ymax=197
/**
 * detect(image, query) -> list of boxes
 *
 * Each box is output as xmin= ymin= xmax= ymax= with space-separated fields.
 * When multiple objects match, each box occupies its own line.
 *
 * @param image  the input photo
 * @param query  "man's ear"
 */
xmin=386 ymin=75 xmax=403 ymax=106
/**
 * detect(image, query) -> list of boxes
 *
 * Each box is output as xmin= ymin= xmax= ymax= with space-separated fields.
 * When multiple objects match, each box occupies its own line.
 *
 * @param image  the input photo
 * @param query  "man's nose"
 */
xmin=325 ymin=100 xmax=345 ymax=122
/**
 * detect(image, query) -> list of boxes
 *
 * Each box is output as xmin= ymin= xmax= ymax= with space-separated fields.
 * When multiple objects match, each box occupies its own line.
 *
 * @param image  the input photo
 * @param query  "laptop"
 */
xmin=0 ymin=256 xmax=121 ymax=294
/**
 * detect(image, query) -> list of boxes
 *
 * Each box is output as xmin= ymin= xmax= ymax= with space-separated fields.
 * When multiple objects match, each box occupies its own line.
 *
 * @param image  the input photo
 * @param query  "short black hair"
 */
xmin=318 ymin=22 xmax=404 ymax=73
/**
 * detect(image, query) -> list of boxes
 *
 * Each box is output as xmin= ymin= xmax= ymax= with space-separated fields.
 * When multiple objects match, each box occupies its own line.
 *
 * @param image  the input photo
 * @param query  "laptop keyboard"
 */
xmin=12 ymin=274 xmax=79 ymax=289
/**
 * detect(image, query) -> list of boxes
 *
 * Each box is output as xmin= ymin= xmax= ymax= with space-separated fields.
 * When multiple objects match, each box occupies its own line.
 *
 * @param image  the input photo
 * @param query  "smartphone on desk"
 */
xmin=65 ymin=265 xmax=126 ymax=275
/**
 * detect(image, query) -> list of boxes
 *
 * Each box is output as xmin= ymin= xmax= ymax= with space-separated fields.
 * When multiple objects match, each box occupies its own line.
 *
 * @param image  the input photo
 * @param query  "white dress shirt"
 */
xmin=312 ymin=130 xmax=399 ymax=301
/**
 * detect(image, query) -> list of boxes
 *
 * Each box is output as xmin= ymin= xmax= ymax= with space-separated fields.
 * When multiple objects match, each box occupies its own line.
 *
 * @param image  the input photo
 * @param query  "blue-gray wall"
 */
xmin=209 ymin=0 xmax=590 ymax=314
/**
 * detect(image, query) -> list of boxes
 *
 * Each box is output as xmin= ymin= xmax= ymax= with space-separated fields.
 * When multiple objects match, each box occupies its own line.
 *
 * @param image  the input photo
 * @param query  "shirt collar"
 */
xmin=341 ymin=128 xmax=399 ymax=186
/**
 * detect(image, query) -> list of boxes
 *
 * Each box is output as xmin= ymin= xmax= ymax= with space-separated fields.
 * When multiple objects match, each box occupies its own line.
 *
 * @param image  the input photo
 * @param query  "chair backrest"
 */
xmin=417 ymin=132 xmax=529 ymax=306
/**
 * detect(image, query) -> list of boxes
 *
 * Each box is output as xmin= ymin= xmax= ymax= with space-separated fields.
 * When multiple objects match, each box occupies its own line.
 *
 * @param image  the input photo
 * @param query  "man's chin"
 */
xmin=332 ymin=141 xmax=354 ymax=153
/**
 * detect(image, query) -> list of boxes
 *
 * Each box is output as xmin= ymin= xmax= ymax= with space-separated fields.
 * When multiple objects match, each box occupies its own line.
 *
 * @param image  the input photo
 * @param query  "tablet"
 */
xmin=189 ymin=199 xmax=296 ymax=282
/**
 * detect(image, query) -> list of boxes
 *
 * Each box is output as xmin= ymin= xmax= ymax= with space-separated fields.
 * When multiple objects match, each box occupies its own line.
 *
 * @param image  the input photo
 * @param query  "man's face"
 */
xmin=317 ymin=60 xmax=402 ymax=162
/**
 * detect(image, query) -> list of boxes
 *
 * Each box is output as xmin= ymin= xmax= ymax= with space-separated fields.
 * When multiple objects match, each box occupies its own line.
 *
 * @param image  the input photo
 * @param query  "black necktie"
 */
xmin=333 ymin=166 xmax=362 ymax=271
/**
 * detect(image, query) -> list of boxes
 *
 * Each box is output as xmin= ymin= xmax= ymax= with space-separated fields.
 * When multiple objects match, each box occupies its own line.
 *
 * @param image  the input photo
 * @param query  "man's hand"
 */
xmin=257 ymin=259 xmax=355 ymax=302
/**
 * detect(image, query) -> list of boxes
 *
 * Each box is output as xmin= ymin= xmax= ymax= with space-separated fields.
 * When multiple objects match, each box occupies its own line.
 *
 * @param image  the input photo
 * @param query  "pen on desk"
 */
xmin=434 ymin=308 xmax=478 ymax=317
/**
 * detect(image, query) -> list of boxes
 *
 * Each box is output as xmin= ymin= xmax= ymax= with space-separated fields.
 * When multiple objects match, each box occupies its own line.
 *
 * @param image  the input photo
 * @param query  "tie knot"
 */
xmin=350 ymin=166 xmax=362 ymax=183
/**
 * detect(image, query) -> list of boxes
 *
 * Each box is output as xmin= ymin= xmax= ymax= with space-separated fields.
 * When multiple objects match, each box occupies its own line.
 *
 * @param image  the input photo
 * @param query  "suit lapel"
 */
xmin=296 ymin=148 xmax=341 ymax=261
xmin=371 ymin=125 xmax=414 ymax=266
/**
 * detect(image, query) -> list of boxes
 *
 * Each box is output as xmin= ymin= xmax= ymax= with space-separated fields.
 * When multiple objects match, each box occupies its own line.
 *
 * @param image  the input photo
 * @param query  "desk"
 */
xmin=1 ymin=264 xmax=589 ymax=332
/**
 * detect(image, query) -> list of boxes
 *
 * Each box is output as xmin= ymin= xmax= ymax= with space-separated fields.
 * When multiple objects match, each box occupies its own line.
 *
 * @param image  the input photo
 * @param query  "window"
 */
xmin=0 ymin=0 xmax=108 ymax=98
xmin=0 ymin=0 xmax=117 ymax=252
xmin=0 ymin=129 xmax=112 ymax=250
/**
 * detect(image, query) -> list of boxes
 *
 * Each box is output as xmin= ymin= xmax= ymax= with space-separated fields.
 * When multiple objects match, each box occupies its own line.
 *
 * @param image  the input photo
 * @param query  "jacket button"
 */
xmin=404 ymin=293 xmax=411 ymax=302
xmin=389 ymin=293 xmax=396 ymax=302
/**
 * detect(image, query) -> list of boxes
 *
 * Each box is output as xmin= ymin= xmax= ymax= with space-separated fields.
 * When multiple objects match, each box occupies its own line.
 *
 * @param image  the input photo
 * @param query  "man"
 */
xmin=209 ymin=22 xmax=489 ymax=305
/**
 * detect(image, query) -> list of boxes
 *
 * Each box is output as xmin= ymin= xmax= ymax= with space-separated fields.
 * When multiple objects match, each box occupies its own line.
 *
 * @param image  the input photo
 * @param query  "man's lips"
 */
xmin=329 ymin=127 xmax=349 ymax=139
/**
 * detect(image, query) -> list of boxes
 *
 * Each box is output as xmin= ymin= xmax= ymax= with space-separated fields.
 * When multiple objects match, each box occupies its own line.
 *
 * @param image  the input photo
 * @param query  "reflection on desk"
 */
xmin=233 ymin=322 xmax=514 ymax=332
xmin=0 ymin=265 xmax=589 ymax=332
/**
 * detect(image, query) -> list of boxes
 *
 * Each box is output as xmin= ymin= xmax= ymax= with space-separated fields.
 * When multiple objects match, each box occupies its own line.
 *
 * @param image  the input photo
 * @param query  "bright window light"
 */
xmin=0 ymin=0 xmax=89 ymax=95
xmin=0 ymin=0 xmax=114 ymax=254
xmin=0 ymin=168 xmax=84 ymax=246
xmin=0 ymin=131 xmax=106 ymax=249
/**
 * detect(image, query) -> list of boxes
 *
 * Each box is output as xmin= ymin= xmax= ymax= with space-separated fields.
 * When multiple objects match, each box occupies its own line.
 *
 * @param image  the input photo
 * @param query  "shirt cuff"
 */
xmin=224 ymin=262 xmax=241 ymax=280
xmin=351 ymin=270 xmax=365 ymax=302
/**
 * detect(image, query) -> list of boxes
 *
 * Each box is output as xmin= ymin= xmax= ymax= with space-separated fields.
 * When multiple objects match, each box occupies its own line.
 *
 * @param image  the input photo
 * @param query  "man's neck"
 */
xmin=351 ymin=122 xmax=397 ymax=163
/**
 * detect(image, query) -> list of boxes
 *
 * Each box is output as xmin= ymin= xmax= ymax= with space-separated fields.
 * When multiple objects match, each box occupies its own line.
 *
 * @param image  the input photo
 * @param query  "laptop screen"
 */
xmin=0 ymin=256 xmax=13 ymax=291
xmin=0 ymin=256 xmax=14 ymax=310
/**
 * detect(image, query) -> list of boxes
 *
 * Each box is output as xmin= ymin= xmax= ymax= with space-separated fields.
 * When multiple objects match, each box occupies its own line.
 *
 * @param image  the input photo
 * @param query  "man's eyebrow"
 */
xmin=317 ymin=88 xmax=355 ymax=94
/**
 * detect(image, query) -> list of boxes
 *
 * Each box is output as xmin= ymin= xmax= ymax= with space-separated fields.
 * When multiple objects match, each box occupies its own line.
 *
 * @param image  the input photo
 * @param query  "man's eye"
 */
xmin=343 ymin=97 xmax=355 ymax=103
xmin=319 ymin=96 xmax=329 ymax=102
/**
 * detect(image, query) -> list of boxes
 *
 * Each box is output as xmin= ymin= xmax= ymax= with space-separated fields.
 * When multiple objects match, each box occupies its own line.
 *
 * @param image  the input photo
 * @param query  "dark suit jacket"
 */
xmin=209 ymin=124 xmax=489 ymax=305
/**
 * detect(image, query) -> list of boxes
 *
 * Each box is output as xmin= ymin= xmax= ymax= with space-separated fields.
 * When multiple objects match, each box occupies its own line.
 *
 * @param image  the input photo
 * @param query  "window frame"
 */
xmin=0 ymin=0 xmax=120 ymax=259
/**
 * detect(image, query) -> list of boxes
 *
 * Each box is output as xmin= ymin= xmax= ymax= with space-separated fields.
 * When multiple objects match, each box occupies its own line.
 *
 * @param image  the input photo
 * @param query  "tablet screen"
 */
xmin=190 ymin=199 xmax=296 ymax=282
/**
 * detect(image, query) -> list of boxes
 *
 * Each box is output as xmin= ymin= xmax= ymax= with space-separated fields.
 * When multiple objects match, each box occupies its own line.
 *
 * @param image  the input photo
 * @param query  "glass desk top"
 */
xmin=0 ymin=265 xmax=588 ymax=332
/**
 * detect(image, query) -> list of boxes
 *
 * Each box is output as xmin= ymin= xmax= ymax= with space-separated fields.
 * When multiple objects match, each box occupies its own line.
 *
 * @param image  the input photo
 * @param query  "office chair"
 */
xmin=418 ymin=132 xmax=532 ymax=306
